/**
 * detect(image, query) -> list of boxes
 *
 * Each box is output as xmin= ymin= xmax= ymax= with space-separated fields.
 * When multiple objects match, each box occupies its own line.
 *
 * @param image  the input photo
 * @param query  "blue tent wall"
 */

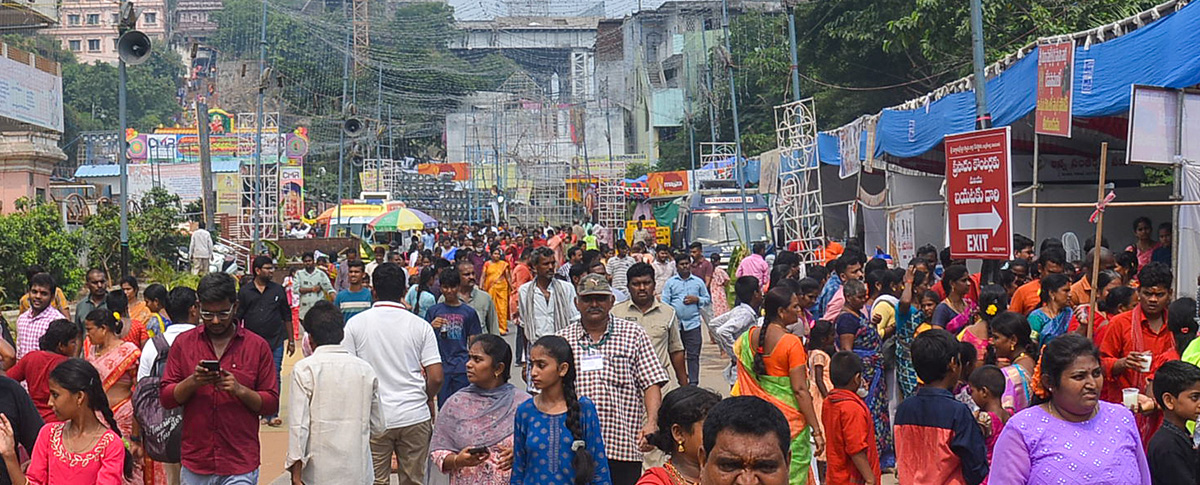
xmin=816 ymin=0 xmax=1200 ymax=167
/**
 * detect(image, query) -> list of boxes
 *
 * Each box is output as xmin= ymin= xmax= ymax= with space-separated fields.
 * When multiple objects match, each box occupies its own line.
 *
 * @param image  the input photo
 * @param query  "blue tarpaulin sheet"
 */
xmin=818 ymin=0 xmax=1200 ymax=165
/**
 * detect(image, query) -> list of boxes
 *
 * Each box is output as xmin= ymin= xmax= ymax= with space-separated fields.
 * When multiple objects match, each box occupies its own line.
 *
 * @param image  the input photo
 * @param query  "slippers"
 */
xmin=267 ymin=418 xmax=283 ymax=427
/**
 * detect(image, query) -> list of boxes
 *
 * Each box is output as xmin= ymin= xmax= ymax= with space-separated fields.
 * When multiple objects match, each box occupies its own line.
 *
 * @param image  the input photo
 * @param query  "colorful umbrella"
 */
xmin=405 ymin=208 xmax=438 ymax=226
xmin=369 ymin=208 xmax=434 ymax=231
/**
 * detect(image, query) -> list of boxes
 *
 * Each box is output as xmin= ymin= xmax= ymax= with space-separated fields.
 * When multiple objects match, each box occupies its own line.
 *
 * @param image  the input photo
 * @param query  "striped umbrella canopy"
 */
xmin=369 ymin=207 xmax=436 ymax=231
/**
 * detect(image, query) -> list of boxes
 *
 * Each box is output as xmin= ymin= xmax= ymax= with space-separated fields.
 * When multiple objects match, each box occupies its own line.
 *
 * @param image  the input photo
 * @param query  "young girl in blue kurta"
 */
xmin=512 ymin=336 xmax=611 ymax=485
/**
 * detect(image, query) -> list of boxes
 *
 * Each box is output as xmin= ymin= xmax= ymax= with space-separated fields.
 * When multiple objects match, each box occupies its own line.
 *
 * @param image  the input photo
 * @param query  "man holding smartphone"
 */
xmin=160 ymin=272 xmax=279 ymax=484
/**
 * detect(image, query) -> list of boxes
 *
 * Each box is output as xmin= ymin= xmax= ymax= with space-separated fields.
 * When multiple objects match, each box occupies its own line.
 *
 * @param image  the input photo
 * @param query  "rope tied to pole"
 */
xmin=1089 ymin=191 xmax=1116 ymax=223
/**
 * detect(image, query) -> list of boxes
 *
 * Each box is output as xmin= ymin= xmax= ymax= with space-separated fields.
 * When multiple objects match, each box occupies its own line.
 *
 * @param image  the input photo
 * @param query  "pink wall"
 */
xmin=0 ymin=170 xmax=50 ymax=214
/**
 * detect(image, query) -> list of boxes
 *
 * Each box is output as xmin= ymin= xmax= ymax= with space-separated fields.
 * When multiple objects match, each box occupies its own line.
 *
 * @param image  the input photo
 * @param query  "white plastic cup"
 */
xmin=1123 ymin=387 xmax=1140 ymax=410
xmin=1138 ymin=351 xmax=1153 ymax=373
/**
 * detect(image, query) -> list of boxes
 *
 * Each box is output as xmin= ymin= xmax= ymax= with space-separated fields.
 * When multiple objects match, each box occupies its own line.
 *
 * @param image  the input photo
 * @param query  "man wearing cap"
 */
xmin=558 ymin=273 xmax=667 ymax=485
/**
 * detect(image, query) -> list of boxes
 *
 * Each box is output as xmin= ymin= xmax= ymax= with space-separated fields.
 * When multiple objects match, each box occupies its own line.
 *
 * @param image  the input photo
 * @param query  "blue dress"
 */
xmin=511 ymin=397 xmax=611 ymax=485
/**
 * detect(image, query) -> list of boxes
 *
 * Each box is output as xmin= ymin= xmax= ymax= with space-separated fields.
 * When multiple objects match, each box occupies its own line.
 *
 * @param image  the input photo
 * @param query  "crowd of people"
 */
xmin=2 ymin=215 xmax=1197 ymax=485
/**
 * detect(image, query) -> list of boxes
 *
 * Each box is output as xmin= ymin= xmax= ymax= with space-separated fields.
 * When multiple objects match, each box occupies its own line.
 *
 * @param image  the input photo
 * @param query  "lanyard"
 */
xmin=582 ymin=317 xmax=613 ymax=350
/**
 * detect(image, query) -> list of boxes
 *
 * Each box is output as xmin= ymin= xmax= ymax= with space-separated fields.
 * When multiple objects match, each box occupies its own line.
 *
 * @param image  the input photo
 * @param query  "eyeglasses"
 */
xmin=199 ymin=304 xmax=235 ymax=321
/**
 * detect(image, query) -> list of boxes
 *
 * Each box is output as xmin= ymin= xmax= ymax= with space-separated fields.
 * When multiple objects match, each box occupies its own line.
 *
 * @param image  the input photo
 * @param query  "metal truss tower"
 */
xmin=773 ymin=98 xmax=824 ymax=266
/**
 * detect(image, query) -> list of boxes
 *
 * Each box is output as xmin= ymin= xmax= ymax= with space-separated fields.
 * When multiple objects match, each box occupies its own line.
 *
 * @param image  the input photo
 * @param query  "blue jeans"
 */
xmin=181 ymin=467 xmax=258 ymax=485
xmin=265 ymin=344 xmax=284 ymax=420
xmin=438 ymin=372 xmax=469 ymax=408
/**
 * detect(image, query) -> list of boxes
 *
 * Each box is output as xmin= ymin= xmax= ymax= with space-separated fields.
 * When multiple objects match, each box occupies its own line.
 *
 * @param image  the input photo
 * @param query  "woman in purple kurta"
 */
xmin=987 ymin=334 xmax=1150 ymax=485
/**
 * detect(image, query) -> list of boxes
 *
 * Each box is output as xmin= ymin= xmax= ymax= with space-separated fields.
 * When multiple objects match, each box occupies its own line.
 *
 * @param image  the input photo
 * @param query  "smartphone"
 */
xmin=200 ymin=360 xmax=220 ymax=373
xmin=467 ymin=446 xmax=489 ymax=455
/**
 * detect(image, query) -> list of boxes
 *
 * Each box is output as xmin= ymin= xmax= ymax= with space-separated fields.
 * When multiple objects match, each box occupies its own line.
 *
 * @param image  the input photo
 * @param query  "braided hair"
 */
xmin=50 ymin=358 xmax=133 ymax=479
xmin=754 ymin=287 xmax=797 ymax=376
xmin=532 ymin=335 xmax=595 ymax=485
xmin=412 ymin=266 xmax=437 ymax=316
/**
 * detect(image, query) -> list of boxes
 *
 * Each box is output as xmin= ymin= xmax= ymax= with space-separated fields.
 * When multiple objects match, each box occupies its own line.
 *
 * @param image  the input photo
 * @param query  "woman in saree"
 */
xmin=84 ymin=309 xmax=163 ymax=485
xmin=895 ymin=266 xmax=931 ymax=399
xmin=984 ymin=311 xmax=1036 ymax=414
xmin=483 ymin=246 xmax=514 ymax=335
xmin=732 ymin=286 xmax=824 ymax=484
xmin=1028 ymin=273 xmax=1073 ymax=346
xmin=835 ymin=278 xmax=895 ymax=471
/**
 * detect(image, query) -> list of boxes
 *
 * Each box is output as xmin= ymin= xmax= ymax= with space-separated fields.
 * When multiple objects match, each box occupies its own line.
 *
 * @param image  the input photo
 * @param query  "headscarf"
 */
xmin=429 ymin=383 xmax=530 ymax=452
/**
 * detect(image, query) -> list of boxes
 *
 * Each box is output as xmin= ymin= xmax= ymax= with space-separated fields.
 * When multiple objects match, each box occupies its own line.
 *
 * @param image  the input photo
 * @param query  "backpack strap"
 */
xmin=150 ymin=333 xmax=170 ymax=377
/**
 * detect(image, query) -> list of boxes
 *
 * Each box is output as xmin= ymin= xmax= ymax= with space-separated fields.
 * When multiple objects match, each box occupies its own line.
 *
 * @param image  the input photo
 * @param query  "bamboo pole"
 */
xmin=1018 ymin=201 xmax=1200 ymax=208
xmin=1087 ymin=143 xmax=1108 ymax=339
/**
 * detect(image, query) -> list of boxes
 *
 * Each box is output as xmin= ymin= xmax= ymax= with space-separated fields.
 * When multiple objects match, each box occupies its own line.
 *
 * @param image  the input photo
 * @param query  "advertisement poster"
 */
xmin=944 ymin=127 xmax=1013 ymax=260
xmin=0 ymin=54 xmax=63 ymax=132
xmin=1035 ymin=41 xmax=1074 ymax=137
xmin=280 ymin=167 xmax=304 ymax=222
xmin=887 ymin=207 xmax=916 ymax=265
xmin=215 ymin=173 xmax=240 ymax=215
xmin=646 ymin=171 xmax=690 ymax=198
xmin=417 ymin=162 xmax=470 ymax=181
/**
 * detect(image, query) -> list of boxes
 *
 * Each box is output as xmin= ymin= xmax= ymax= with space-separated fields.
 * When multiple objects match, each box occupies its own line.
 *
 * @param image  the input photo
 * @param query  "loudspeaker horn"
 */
xmin=117 ymin=31 xmax=152 ymax=65
xmin=343 ymin=118 xmax=365 ymax=138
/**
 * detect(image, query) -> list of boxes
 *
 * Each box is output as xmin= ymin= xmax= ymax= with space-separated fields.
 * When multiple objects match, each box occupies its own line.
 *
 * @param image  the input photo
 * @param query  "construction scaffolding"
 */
xmin=773 ymin=98 xmax=824 ymax=266
xmin=494 ymin=71 xmax=580 ymax=227
xmin=596 ymin=183 xmax=626 ymax=235
xmin=235 ymin=111 xmax=281 ymax=243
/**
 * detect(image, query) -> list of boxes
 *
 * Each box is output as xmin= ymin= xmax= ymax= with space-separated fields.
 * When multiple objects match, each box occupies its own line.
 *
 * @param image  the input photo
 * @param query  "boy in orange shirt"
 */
xmin=822 ymin=350 xmax=881 ymax=485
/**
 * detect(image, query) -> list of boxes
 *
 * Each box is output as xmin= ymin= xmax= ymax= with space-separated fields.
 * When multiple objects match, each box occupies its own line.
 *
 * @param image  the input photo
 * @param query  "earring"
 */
xmin=677 ymin=441 xmax=685 ymax=453
xmin=1010 ymin=343 xmax=1016 ymax=351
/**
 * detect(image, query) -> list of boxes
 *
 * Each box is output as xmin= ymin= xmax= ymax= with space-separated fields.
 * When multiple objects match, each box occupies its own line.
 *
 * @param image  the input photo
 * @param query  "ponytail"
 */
xmin=533 ymin=336 xmax=595 ymax=485
xmin=50 ymin=359 xmax=134 ymax=480
xmin=755 ymin=287 xmax=796 ymax=376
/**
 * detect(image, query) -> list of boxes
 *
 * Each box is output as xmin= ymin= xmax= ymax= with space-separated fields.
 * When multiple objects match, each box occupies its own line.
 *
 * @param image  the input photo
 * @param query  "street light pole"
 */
xmin=252 ymin=0 xmax=267 ymax=254
xmin=118 ymin=58 xmax=129 ymax=277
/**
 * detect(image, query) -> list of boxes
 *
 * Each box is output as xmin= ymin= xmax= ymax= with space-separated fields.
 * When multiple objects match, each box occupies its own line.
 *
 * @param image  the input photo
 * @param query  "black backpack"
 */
xmin=133 ymin=333 xmax=183 ymax=463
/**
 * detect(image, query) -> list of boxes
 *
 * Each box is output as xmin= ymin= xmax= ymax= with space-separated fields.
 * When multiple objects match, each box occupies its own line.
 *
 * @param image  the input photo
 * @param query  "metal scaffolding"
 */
xmin=773 ymin=98 xmax=824 ymax=266
xmin=494 ymin=71 xmax=580 ymax=227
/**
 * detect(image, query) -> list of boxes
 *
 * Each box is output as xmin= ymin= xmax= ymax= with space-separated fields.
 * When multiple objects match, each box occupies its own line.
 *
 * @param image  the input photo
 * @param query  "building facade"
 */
xmin=45 ymin=0 xmax=167 ymax=64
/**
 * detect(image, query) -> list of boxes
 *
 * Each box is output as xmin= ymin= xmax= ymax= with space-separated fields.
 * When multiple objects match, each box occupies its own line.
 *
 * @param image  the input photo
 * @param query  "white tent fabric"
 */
xmin=1177 ymin=160 xmax=1200 ymax=299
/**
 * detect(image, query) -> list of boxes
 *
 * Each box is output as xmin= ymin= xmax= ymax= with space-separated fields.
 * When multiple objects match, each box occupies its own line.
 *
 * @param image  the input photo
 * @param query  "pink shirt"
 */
xmin=16 ymin=307 xmax=65 ymax=360
xmin=27 ymin=423 xmax=126 ymax=485
xmin=822 ymin=288 xmax=845 ymax=322
xmin=735 ymin=253 xmax=770 ymax=289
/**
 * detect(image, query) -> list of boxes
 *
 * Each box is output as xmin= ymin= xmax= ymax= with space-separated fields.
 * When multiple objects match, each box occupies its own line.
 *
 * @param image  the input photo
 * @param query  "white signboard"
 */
xmin=1127 ymin=85 xmax=1200 ymax=165
xmin=888 ymin=207 xmax=915 ymax=264
xmin=0 ymin=54 xmax=63 ymax=132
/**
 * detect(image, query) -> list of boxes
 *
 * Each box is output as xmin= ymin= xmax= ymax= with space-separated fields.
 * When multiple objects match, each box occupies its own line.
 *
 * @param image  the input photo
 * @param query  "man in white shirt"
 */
xmin=710 ymin=275 xmax=764 ymax=385
xmin=650 ymin=244 xmax=677 ymax=297
xmin=342 ymin=263 xmax=443 ymax=485
xmin=188 ymin=222 xmax=214 ymax=275
xmin=288 ymin=300 xmax=382 ymax=485
xmin=517 ymin=247 xmax=580 ymax=345
xmin=136 ymin=286 xmax=199 ymax=484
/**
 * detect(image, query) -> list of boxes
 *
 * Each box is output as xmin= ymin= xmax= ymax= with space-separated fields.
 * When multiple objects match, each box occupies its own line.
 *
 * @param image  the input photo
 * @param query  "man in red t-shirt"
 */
xmin=823 ymin=351 xmax=881 ymax=485
xmin=1100 ymin=261 xmax=1175 ymax=445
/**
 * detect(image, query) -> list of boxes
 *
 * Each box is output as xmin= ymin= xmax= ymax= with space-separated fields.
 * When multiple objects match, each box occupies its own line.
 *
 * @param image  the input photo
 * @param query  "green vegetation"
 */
xmin=656 ymin=0 xmax=1160 ymax=170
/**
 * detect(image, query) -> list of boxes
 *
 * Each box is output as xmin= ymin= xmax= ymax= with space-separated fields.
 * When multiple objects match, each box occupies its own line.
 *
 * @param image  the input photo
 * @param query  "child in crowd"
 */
xmin=822 ymin=351 xmax=880 ymax=485
xmin=893 ymin=329 xmax=988 ymax=485
xmin=1147 ymin=360 xmax=1200 ymax=485
xmin=512 ymin=336 xmax=610 ymax=484
xmin=424 ymin=267 xmax=482 ymax=405
xmin=142 ymin=283 xmax=170 ymax=337
xmin=968 ymin=365 xmax=1009 ymax=463
xmin=807 ymin=320 xmax=836 ymax=476
xmin=955 ymin=341 xmax=979 ymax=412
xmin=916 ymin=290 xmax=940 ymax=335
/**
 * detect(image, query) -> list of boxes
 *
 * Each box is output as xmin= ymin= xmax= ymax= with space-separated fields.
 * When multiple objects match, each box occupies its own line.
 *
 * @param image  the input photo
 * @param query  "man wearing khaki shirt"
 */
xmin=609 ymin=262 xmax=686 ymax=387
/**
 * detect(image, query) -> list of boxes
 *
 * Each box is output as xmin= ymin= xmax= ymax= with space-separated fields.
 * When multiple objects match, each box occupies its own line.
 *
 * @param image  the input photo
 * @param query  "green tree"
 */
xmin=658 ymin=1 xmax=1160 ymax=168
xmin=0 ymin=202 xmax=85 ymax=304
xmin=81 ymin=187 xmax=186 ymax=277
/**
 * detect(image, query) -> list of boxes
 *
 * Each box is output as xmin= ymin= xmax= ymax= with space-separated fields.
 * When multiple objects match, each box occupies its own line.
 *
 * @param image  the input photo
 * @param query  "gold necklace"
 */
xmin=664 ymin=462 xmax=698 ymax=485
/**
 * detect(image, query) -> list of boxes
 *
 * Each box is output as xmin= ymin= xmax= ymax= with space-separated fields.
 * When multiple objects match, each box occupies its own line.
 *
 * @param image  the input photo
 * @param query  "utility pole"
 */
xmin=701 ymin=18 xmax=717 ymax=143
xmin=683 ymin=52 xmax=696 ymax=181
xmin=376 ymin=63 xmax=383 ymax=191
xmin=785 ymin=1 xmax=802 ymax=103
xmin=252 ymin=0 xmax=267 ymax=254
xmin=336 ymin=30 xmax=350 ymax=233
xmin=969 ymin=0 xmax=990 ymax=129
xmin=720 ymin=0 xmax=751 ymax=239
xmin=197 ymin=101 xmax=214 ymax=228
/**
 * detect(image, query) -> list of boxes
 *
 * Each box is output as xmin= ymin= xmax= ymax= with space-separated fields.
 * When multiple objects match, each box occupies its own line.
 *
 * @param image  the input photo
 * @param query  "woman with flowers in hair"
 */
xmin=957 ymin=285 xmax=1008 ymax=368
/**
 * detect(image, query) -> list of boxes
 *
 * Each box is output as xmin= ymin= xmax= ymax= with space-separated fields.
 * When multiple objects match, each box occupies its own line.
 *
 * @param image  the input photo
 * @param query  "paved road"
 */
xmin=258 ymin=325 xmax=899 ymax=484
